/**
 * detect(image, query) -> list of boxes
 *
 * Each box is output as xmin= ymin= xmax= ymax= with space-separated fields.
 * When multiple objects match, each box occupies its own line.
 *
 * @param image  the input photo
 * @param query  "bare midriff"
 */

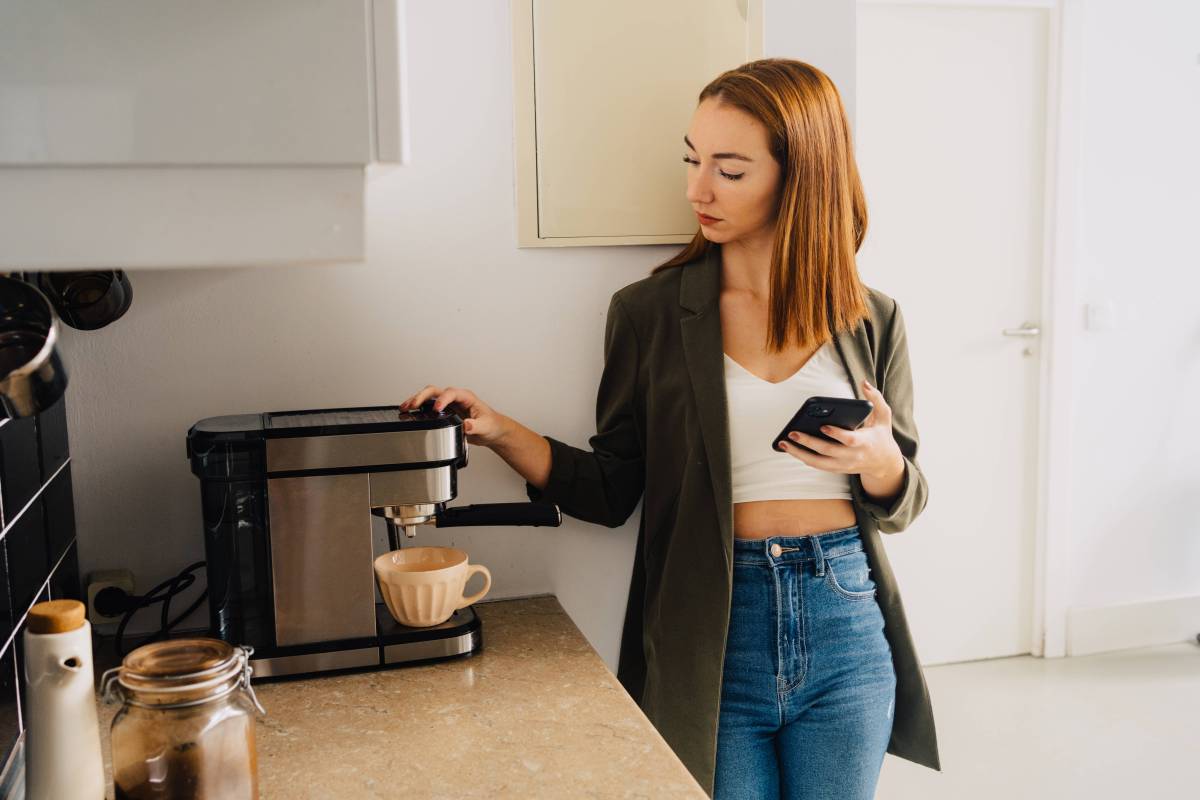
xmin=721 ymin=282 xmax=859 ymax=541
xmin=733 ymin=498 xmax=857 ymax=540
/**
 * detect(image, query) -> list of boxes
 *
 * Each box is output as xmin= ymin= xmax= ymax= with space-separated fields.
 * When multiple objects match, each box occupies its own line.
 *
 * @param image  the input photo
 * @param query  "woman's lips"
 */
xmin=697 ymin=213 xmax=721 ymax=224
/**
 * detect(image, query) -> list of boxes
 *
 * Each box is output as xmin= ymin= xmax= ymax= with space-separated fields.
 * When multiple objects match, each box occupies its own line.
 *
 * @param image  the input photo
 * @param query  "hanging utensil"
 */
xmin=0 ymin=276 xmax=68 ymax=418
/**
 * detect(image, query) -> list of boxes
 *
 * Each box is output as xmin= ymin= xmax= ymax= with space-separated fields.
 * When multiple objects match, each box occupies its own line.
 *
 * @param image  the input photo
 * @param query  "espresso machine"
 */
xmin=186 ymin=402 xmax=561 ymax=679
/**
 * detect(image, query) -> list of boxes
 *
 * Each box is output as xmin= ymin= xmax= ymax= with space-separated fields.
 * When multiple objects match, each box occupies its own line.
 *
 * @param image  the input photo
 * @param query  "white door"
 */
xmin=854 ymin=1 xmax=1050 ymax=665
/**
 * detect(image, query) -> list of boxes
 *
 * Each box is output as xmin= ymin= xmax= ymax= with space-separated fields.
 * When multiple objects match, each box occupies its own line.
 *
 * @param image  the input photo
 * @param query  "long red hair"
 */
xmin=653 ymin=58 xmax=870 ymax=352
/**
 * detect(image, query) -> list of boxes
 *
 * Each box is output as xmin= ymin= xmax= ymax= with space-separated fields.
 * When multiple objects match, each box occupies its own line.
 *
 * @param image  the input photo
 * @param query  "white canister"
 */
xmin=23 ymin=599 xmax=106 ymax=800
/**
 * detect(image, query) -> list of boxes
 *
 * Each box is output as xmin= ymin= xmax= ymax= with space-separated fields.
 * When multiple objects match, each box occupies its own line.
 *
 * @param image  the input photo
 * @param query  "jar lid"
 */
xmin=103 ymin=638 xmax=265 ymax=714
xmin=121 ymin=638 xmax=236 ymax=683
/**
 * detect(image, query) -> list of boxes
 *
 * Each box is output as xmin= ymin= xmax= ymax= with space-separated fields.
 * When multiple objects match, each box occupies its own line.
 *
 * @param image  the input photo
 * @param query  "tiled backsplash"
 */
xmin=0 ymin=398 xmax=81 ymax=792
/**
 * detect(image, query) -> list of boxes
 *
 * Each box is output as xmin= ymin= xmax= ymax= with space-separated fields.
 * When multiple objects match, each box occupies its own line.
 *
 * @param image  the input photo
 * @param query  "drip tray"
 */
xmin=248 ymin=605 xmax=483 ymax=680
xmin=378 ymin=603 xmax=483 ymax=666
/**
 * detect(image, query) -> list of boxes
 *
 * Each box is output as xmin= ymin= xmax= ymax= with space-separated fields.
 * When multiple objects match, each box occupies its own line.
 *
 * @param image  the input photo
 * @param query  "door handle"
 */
xmin=1002 ymin=323 xmax=1040 ymax=337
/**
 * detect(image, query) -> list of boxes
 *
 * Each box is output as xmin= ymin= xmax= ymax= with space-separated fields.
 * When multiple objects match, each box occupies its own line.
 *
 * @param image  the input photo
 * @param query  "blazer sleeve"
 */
xmin=852 ymin=297 xmax=930 ymax=534
xmin=524 ymin=292 xmax=646 ymax=528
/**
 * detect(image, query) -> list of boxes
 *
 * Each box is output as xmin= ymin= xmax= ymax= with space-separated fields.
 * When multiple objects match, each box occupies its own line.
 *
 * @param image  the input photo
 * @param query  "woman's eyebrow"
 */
xmin=684 ymin=135 xmax=754 ymax=162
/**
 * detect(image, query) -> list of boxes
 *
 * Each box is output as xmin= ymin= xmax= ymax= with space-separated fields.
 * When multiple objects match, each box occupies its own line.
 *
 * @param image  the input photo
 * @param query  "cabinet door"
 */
xmin=0 ymin=2 xmax=409 ymax=268
xmin=513 ymin=0 xmax=763 ymax=246
xmin=0 ymin=0 xmax=372 ymax=165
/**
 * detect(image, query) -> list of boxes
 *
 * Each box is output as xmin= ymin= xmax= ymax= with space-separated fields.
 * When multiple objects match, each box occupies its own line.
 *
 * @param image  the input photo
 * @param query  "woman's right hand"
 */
xmin=399 ymin=385 xmax=511 ymax=448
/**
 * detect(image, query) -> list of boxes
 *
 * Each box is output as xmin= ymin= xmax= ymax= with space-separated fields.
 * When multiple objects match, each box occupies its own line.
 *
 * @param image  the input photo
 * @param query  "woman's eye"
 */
xmin=681 ymin=155 xmax=743 ymax=180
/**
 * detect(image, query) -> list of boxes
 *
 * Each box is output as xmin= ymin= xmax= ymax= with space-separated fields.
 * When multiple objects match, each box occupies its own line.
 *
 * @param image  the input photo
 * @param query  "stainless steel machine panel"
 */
xmin=251 ymin=647 xmax=380 ymax=679
xmin=368 ymin=465 xmax=453 ymax=506
xmin=267 ymin=473 xmax=377 ymax=646
xmin=383 ymin=630 xmax=480 ymax=664
xmin=265 ymin=428 xmax=459 ymax=473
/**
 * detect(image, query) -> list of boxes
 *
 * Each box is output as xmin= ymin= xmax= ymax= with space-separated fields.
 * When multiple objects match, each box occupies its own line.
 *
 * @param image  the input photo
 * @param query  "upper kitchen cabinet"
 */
xmin=512 ymin=0 xmax=763 ymax=247
xmin=0 ymin=0 xmax=409 ymax=269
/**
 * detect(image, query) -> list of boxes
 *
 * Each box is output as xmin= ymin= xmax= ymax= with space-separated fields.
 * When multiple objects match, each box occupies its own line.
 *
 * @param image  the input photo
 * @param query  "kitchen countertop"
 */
xmin=97 ymin=594 xmax=708 ymax=799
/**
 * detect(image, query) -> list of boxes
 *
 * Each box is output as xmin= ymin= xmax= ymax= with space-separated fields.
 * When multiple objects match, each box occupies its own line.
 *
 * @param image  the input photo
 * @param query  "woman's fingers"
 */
xmin=401 ymin=385 xmax=443 ymax=410
xmin=786 ymin=430 xmax=834 ymax=456
xmin=399 ymin=386 xmax=483 ymax=417
xmin=779 ymin=435 xmax=845 ymax=472
xmin=434 ymin=387 xmax=476 ymax=412
xmin=432 ymin=388 xmax=455 ymax=410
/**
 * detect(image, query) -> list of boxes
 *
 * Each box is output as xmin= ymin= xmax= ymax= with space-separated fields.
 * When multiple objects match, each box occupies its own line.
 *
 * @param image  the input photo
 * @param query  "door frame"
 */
xmin=857 ymin=0 xmax=1083 ymax=659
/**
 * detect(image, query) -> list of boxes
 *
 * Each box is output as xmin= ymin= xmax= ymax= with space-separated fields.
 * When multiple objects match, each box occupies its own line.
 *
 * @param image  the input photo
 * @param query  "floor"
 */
xmin=877 ymin=640 xmax=1200 ymax=798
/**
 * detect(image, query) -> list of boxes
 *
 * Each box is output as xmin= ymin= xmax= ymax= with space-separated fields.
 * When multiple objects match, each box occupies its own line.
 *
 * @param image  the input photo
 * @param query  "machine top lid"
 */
xmin=187 ymin=405 xmax=458 ymax=448
xmin=267 ymin=407 xmax=404 ymax=429
xmin=187 ymin=413 xmax=265 ymax=444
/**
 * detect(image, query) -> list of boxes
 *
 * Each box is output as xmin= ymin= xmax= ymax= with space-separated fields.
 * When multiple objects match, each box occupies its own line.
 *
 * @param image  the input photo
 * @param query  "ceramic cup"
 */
xmin=373 ymin=546 xmax=492 ymax=627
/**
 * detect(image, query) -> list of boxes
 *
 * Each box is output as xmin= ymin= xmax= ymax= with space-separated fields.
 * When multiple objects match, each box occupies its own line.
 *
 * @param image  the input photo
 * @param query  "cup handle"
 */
xmin=456 ymin=564 xmax=492 ymax=609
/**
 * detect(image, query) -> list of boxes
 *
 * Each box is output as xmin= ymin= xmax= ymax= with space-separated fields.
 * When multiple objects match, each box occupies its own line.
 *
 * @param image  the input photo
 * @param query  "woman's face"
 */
xmin=684 ymin=97 xmax=781 ymax=246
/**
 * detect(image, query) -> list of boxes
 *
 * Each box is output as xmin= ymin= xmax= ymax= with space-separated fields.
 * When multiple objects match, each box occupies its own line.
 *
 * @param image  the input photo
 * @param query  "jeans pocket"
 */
xmin=824 ymin=548 xmax=877 ymax=600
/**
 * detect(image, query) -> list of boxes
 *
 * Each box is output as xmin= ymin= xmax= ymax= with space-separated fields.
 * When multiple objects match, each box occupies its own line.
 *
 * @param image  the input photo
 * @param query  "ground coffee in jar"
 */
xmin=102 ymin=638 xmax=266 ymax=799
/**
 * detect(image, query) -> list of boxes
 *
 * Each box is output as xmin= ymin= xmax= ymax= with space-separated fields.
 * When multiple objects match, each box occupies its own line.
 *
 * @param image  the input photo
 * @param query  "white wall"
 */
xmin=56 ymin=1 xmax=850 ymax=664
xmin=1068 ymin=0 xmax=1200 ymax=607
xmin=60 ymin=0 xmax=639 ymax=640
xmin=67 ymin=0 xmax=1200 ymax=672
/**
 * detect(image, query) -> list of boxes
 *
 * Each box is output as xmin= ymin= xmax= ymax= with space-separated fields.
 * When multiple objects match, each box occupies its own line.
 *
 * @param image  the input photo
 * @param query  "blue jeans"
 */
xmin=713 ymin=525 xmax=896 ymax=800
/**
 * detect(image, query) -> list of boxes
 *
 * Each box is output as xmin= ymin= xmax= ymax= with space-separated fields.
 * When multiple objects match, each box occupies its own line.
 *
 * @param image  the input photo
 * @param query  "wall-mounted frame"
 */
xmin=512 ymin=0 xmax=764 ymax=247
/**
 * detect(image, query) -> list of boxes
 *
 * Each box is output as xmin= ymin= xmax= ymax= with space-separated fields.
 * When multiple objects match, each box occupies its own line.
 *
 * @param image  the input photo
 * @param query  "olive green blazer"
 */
xmin=525 ymin=243 xmax=940 ymax=795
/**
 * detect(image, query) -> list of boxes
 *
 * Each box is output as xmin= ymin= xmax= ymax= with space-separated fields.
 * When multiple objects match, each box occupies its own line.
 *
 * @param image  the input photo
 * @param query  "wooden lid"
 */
xmin=27 ymin=599 xmax=86 ymax=634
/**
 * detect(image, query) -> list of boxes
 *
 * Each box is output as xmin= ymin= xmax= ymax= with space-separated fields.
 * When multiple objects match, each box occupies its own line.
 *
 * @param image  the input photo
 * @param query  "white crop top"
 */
xmin=724 ymin=340 xmax=856 ymax=503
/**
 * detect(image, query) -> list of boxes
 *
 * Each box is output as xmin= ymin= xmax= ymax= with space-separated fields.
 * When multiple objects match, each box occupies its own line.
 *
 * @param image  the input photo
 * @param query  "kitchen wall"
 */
xmin=57 ymin=0 xmax=854 ymax=667
xmin=55 ymin=0 xmax=1198 ymax=677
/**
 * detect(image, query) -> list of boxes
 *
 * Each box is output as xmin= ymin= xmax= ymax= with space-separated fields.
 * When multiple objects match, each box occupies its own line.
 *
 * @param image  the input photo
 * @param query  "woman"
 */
xmin=400 ymin=59 xmax=939 ymax=799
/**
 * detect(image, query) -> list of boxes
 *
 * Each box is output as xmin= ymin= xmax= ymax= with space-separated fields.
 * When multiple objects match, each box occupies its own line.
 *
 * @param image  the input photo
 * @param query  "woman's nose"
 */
xmin=686 ymin=173 xmax=713 ymax=204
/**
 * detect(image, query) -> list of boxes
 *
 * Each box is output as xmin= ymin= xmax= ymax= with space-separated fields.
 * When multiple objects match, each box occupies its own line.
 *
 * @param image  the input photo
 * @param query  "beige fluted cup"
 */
xmin=373 ymin=546 xmax=492 ymax=627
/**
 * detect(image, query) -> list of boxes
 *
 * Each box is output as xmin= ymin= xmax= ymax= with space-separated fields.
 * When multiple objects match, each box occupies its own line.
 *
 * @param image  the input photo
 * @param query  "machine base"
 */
xmin=249 ymin=603 xmax=484 ymax=680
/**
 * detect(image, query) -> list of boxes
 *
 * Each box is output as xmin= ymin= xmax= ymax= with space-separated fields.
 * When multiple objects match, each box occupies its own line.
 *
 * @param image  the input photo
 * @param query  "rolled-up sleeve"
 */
xmin=852 ymin=298 xmax=929 ymax=533
xmin=525 ymin=292 xmax=645 ymax=528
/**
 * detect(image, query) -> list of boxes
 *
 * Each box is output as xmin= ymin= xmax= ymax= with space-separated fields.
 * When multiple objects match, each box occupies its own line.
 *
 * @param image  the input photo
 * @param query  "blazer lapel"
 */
xmin=679 ymin=244 xmax=878 ymax=557
xmin=679 ymin=245 xmax=734 ymax=560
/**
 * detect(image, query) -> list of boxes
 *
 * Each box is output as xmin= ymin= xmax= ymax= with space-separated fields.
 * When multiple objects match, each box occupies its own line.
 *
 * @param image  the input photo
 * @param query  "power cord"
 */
xmin=92 ymin=561 xmax=208 ymax=658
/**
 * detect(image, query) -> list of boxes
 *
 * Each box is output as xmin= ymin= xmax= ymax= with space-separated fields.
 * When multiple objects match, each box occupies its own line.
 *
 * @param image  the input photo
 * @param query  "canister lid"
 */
xmin=27 ymin=599 xmax=85 ymax=634
xmin=113 ymin=638 xmax=243 ymax=708
xmin=121 ymin=637 xmax=237 ymax=682
xmin=103 ymin=638 xmax=266 ymax=714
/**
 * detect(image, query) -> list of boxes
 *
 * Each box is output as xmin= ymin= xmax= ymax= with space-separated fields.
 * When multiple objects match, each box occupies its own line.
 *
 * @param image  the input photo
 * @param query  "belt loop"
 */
xmin=811 ymin=535 xmax=825 ymax=577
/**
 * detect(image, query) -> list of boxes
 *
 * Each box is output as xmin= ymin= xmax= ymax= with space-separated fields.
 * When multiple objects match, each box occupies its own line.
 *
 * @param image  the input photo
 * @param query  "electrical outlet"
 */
xmin=86 ymin=569 xmax=135 ymax=624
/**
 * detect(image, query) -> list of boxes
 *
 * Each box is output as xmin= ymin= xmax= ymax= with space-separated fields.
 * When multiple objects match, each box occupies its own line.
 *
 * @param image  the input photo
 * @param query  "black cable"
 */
xmin=114 ymin=561 xmax=208 ymax=659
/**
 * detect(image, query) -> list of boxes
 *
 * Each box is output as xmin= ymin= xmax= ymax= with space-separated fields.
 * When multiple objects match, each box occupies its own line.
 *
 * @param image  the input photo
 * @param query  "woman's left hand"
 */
xmin=778 ymin=379 xmax=904 ymax=479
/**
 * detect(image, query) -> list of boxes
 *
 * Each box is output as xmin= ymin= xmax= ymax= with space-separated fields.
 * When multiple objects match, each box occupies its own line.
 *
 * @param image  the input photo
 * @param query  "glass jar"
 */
xmin=101 ymin=638 xmax=266 ymax=799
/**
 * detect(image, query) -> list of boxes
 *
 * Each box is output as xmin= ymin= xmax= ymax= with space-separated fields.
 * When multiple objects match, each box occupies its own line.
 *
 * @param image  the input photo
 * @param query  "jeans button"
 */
xmin=770 ymin=543 xmax=782 ymax=557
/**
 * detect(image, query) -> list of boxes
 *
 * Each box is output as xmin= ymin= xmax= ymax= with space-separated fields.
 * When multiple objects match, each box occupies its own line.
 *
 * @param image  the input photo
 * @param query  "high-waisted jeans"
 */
xmin=713 ymin=525 xmax=896 ymax=800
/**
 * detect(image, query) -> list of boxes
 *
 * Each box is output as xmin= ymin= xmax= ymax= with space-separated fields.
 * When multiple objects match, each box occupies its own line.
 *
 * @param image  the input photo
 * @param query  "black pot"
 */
xmin=0 ymin=277 xmax=68 ymax=418
xmin=35 ymin=269 xmax=133 ymax=331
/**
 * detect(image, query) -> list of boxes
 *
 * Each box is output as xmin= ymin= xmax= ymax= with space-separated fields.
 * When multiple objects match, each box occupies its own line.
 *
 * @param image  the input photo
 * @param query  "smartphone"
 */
xmin=771 ymin=396 xmax=873 ymax=454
